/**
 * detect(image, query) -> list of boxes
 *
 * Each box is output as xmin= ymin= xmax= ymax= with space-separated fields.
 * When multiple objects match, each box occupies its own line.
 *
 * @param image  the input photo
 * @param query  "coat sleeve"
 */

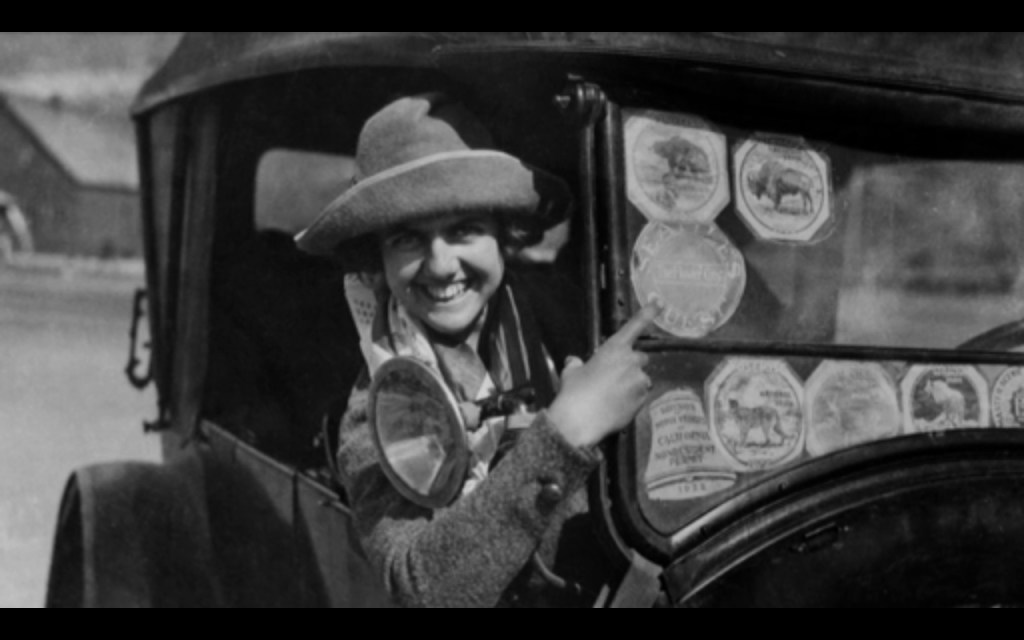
xmin=337 ymin=375 xmax=601 ymax=608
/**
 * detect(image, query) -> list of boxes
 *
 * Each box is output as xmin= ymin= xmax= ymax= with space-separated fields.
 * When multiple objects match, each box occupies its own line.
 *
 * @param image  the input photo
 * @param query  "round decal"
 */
xmin=707 ymin=359 xmax=806 ymax=472
xmin=901 ymin=365 xmax=991 ymax=433
xmin=805 ymin=361 xmax=902 ymax=457
xmin=625 ymin=110 xmax=730 ymax=225
xmin=991 ymin=368 xmax=1024 ymax=428
xmin=642 ymin=388 xmax=737 ymax=502
xmin=735 ymin=136 xmax=833 ymax=243
xmin=631 ymin=222 xmax=747 ymax=339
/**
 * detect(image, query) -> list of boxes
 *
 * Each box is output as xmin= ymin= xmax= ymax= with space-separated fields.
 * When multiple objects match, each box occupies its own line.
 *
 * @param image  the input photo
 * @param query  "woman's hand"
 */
xmin=548 ymin=304 xmax=659 ymax=449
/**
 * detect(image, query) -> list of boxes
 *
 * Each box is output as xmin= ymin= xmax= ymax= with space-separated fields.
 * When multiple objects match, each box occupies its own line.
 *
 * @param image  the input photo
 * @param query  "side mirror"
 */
xmin=369 ymin=357 xmax=470 ymax=509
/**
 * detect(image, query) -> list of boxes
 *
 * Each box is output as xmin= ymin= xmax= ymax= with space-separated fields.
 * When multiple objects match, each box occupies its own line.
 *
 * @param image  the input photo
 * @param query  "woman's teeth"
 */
xmin=423 ymin=282 xmax=469 ymax=303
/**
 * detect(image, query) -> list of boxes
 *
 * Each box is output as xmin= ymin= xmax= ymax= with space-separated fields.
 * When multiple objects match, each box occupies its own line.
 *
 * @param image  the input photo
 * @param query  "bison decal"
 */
xmin=726 ymin=399 xmax=789 ymax=448
xmin=923 ymin=379 xmax=967 ymax=431
xmin=747 ymin=160 xmax=815 ymax=215
xmin=653 ymin=136 xmax=712 ymax=181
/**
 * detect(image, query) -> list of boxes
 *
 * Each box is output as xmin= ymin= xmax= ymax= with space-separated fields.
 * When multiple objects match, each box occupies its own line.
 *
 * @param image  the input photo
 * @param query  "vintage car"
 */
xmin=45 ymin=32 xmax=1024 ymax=608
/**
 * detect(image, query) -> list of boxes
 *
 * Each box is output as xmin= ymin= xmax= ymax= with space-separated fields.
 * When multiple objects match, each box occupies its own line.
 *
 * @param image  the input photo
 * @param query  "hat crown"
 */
xmin=356 ymin=94 xmax=495 ymax=179
xmin=295 ymin=93 xmax=572 ymax=258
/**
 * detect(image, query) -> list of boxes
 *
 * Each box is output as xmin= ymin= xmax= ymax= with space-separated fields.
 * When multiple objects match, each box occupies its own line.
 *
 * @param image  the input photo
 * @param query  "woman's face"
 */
xmin=380 ymin=213 xmax=505 ymax=337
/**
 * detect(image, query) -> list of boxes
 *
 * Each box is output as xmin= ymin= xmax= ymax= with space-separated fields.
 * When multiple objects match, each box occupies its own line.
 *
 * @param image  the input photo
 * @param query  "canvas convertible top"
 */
xmin=135 ymin=32 xmax=1024 ymax=116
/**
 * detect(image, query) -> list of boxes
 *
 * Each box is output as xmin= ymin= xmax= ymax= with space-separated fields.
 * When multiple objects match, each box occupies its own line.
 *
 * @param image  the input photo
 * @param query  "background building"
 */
xmin=0 ymin=93 xmax=139 ymax=257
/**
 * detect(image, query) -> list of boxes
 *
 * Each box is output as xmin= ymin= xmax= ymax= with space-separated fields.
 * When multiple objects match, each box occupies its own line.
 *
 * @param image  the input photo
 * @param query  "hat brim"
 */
xmin=295 ymin=151 xmax=573 ymax=257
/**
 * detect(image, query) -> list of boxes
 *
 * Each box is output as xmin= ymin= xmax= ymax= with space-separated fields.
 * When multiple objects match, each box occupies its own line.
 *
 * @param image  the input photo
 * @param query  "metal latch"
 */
xmin=125 ymin=288 xmax=154 ymax=390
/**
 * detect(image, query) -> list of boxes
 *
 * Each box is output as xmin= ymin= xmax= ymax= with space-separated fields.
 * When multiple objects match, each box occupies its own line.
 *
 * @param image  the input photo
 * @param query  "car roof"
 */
xmin=134 ymin=32 xmax=1024 ymax=116
xmin=133 ymin=32 xmax=490 ymax=114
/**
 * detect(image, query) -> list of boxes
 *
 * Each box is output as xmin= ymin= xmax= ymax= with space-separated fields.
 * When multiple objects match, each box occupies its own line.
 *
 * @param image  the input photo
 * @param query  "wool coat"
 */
xmin=336 ymin=270 xmax=615 ymax=608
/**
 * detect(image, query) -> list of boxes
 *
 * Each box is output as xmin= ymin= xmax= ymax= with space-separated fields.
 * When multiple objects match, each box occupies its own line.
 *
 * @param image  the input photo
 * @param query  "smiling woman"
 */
xmin=291 ymin=93 xmax=655 ymax=608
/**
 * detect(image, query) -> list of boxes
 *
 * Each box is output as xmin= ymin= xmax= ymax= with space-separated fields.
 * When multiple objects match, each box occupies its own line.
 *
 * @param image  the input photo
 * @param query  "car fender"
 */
xmin=46 ymin=453 xmax=223 ymax=608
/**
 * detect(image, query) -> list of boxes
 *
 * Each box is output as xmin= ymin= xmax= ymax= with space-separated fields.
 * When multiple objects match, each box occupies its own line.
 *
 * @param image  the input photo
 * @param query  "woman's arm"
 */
xmin=339 ymin=380 xmax=599 ymax=608
xmin=339 ymin=304 xmax=658 ymax=608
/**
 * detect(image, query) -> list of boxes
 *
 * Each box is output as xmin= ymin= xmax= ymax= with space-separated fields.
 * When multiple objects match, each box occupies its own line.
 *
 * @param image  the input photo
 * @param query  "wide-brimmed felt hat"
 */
xmin=295 ymin=93 xmax=573 ymax=257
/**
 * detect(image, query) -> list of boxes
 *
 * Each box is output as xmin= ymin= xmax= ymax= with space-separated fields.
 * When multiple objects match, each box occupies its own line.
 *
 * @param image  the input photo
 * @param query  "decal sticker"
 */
xmin=991 ymin=368 xmax=1024 ymax=428
xmin=631 ymin=222 xmax=747 ymax=339
xmin=625 ymin=110 xmax=730 ymax=225
xmin=901 ymin=365 xmax=991 ymax=433
xmin=805 ymin=361 xmax=902 ymax=457
xmin=707 ymin=359 xmax=806 ymax=472
xmin=642 ymin=388 xmax=737 ymax=502
xmin=735 ymin=136 xmax=833 ymax=243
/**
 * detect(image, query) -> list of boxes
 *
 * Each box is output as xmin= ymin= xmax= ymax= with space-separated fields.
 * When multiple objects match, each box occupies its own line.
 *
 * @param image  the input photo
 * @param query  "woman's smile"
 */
xmin=382 ymin=213 xmax=505 ymax=337
xmin=418 ymin=279 xmax=474 ymax=305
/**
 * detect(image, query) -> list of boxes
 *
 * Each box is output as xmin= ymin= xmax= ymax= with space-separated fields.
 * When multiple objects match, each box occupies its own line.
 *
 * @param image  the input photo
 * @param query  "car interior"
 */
xmin=199 ymin=70 xmax=586 ymax=476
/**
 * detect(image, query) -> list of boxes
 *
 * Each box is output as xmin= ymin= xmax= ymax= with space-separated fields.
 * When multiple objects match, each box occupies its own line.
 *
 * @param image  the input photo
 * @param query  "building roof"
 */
xmin=2 ymin=94 xmax=138 ymax=191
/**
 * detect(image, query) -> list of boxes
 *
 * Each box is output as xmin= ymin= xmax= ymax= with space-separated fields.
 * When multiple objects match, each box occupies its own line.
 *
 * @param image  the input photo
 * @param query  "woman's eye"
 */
xmin=385 ymin=232 xmax=421 ymax=251
xmin=449 ymin=223 xmax=484 ymax=240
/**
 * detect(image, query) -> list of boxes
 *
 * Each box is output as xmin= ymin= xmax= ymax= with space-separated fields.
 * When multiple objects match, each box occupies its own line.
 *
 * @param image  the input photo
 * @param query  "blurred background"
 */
xmin=0 ymin=32 xmax=182 ymax=608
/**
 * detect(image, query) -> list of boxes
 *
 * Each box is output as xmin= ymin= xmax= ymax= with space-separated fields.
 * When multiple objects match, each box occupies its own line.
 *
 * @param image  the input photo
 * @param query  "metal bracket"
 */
xmin=554 ymin=77 xmax=607 ymax=128
xmin=125 ymin=288 xmax=170 ymax=433
xmin=143 ymin=407 xmax=171 ymax=435
xmin=554 ymin=77 xmax=608 ymax=355
xmin=125 ymin=288 xmax=154 ymax=390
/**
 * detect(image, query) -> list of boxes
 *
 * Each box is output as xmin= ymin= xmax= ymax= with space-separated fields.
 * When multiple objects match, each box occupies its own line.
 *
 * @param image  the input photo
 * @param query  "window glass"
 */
xmin=622 ymin=109 xmax=1024 ymax=351
xmin=622 ymin=108 xmax=1024 ymax=537
xmin=835 ymin=161 xmax=1024 ymax=349
xmin=634 ymin=351 xmax=1023 ymax=537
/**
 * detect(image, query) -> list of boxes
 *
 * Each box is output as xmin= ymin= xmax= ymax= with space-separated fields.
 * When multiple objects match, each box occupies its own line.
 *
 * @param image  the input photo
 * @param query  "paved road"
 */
xmin=0 ymin=268 xmax=160 ymax=608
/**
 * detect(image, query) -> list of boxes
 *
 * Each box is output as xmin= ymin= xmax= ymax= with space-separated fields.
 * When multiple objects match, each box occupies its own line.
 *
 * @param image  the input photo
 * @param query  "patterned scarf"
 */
xmin=345 ymin=273 xmax=549 ymax=496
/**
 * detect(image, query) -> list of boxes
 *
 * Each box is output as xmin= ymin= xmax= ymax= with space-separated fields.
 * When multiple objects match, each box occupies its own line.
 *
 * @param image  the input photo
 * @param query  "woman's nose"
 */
xmin=423 ymin=237 xmax=459 ymax=278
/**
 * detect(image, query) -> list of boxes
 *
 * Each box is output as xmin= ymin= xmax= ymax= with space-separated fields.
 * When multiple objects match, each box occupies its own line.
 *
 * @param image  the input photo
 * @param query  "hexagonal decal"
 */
xmin=625 ymin=110 xmax=730 ymax=225
xmin=706 ymin=358 xmax=806 ymax=472
xmin=805 ymin=361 xmax=902 ymax=458
xmin=901 ymin=365 xmax=990 ymax=433
xmin=631 ymin=222 xmax=746 ymax=340
xmin=992 ymin=367 xmax=1024 ymax=428
xmin=734 ymin=136 xmax=834 ymax=244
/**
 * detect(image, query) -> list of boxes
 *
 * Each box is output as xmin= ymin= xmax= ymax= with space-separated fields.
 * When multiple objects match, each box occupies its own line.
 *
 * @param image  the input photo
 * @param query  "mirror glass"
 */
xmin=369 ymin=357 xmax=469 ymax=509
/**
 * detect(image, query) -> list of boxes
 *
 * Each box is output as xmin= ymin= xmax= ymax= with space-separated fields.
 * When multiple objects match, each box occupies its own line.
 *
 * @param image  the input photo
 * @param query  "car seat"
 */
xmin=205 ymin=230 xmax=363 ymax=470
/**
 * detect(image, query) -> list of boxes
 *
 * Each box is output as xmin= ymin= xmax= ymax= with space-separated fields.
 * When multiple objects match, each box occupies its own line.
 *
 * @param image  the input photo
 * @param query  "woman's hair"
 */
xmin=500 ymin=212 xmax=547 ymax=255
xmin=331 ymin=212 xmax=547 ymax=274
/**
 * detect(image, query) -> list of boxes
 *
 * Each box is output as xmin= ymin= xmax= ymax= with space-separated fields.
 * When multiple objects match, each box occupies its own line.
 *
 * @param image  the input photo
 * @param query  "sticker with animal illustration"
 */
xmin=735 ymin=136 xmax=833 ymax=243
xmin=632 ymin=222 xmax=747 ymax=339
xmin=624 ymin=110 xmax=731 ymax=225
xmin=707 ymin=359 xmax=806 ymax=472
xmin=991 ymin=368 xmax=1024 ymax=428
xmin=641 ymin=388 xmax=737 ymax=501
xmin=805 ymin=361 xmax=902 ymax=457
xmin=901 ymin=365 xmax=991 ymax=433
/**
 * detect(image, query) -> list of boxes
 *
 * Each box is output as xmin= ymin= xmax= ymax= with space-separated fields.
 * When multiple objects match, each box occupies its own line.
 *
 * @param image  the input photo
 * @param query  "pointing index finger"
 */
xmin=609 ymin=302 xmax=661 ymax=347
